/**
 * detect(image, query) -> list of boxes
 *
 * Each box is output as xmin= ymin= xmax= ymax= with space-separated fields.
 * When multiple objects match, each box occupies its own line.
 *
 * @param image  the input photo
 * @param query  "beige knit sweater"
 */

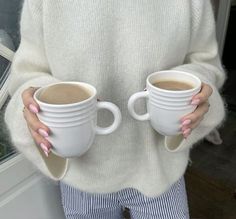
xmin=5 ymin=0 xmax=225 ymax=197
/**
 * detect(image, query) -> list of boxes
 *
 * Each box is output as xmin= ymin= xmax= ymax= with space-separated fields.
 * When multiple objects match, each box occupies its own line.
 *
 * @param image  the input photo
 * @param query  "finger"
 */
xmin=181 ymin=116 xmax=204 ymax=132
xmin=182 ymin=115 xmax=205 ymax=139
xmin=181 ymin=102 xmax=210 ymax=125
xmin=191 ymin=83 xmax=213 ymax=105
xmin=28 ymin=128 xmax=52 ymax=156
xmin=22 ymin=87 xmax=40 ymax=113
xmin=181 ymin=102 xmax=210 ymax=138
xmin=189 ymin=117 xmax=204 ymax=130
xmin=23 ymin=107 xmax=50 ymax=137
xmin=182 ymin=128 xmax=192 ymax=139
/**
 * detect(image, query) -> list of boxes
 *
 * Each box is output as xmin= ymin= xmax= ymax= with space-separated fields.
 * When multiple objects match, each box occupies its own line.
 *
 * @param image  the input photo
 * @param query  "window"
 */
xmin=0 ymin=41 xmax=15 ymax=163
xmin=0 ymin=0 xmax=22 ymax=164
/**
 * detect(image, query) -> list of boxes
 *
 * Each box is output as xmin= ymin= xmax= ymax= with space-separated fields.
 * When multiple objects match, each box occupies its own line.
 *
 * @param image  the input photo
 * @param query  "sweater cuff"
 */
xmin=164 ymin=131 xmax=200 ymax=153
xmin=164 ymin=123 xmax=209 ymax=153
xmin=5 ymin=75 xmax=68 ymax=180
xmin=164 ymin=135 xmax=185 ymax=152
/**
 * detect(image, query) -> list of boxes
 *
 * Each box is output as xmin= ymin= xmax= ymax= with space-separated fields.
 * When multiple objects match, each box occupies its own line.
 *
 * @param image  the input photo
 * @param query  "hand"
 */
xmin=22 ymin=87 xmax=52 ymax=156
xmin=180 ymin=83 xmax=212 ymax=138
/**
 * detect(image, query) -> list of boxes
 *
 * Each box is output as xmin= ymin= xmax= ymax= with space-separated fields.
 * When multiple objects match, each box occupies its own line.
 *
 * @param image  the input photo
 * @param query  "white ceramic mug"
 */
xmin=34 ymin=82 xmax=122 ymax=157
xmin=128 ymin=70 xmax=201 ymax=136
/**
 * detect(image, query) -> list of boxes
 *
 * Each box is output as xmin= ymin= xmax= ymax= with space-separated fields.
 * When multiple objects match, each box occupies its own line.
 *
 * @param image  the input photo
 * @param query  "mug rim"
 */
xmin=147 ymin=70 xmax=201 ymax=95
xmin=34 ymin=81 xmax=97 ymax=108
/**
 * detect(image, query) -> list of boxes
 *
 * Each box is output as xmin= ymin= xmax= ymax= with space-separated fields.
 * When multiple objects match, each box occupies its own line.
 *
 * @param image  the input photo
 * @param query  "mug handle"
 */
xmin=128 ymin=91 xmax=150 ymax=121
xmin=95 ymin=101 xmax=122 ymax=135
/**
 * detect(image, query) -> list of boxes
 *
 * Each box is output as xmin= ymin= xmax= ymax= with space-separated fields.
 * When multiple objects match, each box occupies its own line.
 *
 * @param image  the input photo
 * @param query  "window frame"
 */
xmin=0 ymin=42 xmax=37 ymax=196
xmin=0 ymin=42 xmax=15 ymax=163
xmin=0 ymin=43 xmax=14 ymax=107
xmin=0 ymin=65 xmax=11 ymax=109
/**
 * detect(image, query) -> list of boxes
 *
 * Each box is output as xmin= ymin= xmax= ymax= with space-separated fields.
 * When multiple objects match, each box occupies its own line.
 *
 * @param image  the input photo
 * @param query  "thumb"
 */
xmin=21 ymin=87 xmax=40 ymax=113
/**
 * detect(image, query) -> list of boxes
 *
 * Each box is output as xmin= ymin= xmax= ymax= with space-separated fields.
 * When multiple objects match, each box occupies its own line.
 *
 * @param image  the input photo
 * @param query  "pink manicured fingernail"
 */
xmin=44 ymin=151 xmax=49 ymax=157
xmin=29 ymin=104 xmax=39 ymax=113
xmin=183 ymin=128 xmax=191 ymax=135
xmin=183 ymin=128 xmax=191 ymax=134
xmin=183 ymin=131 xmax=191 ymax=139
xmin=182 ymin=119 xmax=191 ymax=126
xmin=183 ymin=129 xmax=191 ymax=139
xmin=40 ymin=143 xmax=49 ymax=153
xmin=191 ymin=99 xmax=200 ymax=105
xmin=38 ymin=129 xmax=49 ymax=137
xmin=181 ymin=126 xmax=188 ymax=132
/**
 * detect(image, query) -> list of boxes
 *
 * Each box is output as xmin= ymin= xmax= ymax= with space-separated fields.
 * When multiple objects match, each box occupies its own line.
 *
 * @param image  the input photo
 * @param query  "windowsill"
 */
xmin=0 ymin=154 xmax=37 ymax=197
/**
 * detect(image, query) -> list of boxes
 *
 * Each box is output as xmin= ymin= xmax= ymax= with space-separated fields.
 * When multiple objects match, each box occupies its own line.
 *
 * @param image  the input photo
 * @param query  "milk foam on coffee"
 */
xmin=38 ymin=84 xmax=91 ymax=104
xmin=153 ymin=80 xmax=194 ymax=91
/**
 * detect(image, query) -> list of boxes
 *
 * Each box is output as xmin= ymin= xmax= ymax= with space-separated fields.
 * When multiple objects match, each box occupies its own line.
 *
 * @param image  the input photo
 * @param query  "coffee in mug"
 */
xmin=152 ymin=80 xmax=194 ymax=91
xmin=38 ymin=84 xmax=91 ymax=104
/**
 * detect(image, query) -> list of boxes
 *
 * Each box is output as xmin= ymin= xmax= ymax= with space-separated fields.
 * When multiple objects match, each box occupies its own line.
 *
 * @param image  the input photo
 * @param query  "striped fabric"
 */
xmin=60 ymin=177 xmax=189 ymax=219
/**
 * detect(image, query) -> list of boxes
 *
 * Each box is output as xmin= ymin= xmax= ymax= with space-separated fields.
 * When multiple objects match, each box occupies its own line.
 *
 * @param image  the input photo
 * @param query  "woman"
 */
xmin=5 ymin=0 xmax=225 ymax=218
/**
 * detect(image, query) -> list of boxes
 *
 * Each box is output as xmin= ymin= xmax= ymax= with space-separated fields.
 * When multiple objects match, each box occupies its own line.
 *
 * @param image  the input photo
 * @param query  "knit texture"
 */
xmin=5 ymin=0 xmax=225 ymax=197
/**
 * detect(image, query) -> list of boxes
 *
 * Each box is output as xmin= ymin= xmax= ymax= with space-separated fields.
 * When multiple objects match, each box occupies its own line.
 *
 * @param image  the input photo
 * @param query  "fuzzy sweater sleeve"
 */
xmin=4 ymin=0 xmax=68 ymax=180
xmin=164 ymin=0 xmax=226 ymax=152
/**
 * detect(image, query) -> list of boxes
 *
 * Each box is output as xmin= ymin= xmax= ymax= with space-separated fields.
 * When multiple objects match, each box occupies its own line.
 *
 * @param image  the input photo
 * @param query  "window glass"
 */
xmin=0 ymin=54 xmax=16 ymax=164
xmin=0 ymin=98 xmax=15 ymax=163
xmin=0 ymin=0 xmax=22 ymax=163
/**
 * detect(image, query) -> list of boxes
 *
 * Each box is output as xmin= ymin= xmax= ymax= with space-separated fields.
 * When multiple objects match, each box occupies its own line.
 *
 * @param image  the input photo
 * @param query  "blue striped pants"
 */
xmin=60 ymin=177 xmax=189 ymax=219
